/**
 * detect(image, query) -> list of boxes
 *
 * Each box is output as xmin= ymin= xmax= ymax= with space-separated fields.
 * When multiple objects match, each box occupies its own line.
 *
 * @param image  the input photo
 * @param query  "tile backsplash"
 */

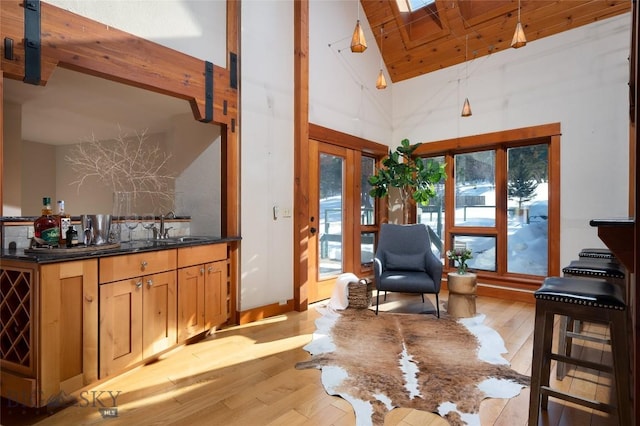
xmin=2 ymin=219 xmax=191 ymax=250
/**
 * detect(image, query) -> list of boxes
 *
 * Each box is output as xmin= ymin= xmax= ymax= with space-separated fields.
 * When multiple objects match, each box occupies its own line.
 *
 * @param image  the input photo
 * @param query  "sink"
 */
xmin=174 ymin=236 xmax=211 ymax=242
xmin=152 ymin=236 xmax=212 ymax=244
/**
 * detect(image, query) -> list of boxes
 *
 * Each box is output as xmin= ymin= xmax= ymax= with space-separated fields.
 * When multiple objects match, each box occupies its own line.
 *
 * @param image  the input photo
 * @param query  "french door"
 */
xmin=307 ymin=140 xmax=365 ymax=303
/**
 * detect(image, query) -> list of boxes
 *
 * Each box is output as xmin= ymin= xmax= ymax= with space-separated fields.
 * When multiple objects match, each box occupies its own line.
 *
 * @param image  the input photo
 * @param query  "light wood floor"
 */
xmin=1 ymin=291 xmax=619 ymax=425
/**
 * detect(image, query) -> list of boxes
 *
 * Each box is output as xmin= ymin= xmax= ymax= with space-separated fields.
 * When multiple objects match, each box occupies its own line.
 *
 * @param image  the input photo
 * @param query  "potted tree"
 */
xmin=368 ymin=139 xmax=446 ymax=223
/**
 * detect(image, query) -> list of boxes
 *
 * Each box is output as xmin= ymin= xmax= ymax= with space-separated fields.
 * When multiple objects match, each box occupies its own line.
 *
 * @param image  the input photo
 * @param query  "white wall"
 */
xmin=168 ymin=114 xmax=222 ymax=236
xmin=3 ymin=102 xmax=22 ymax=215
xmin=392 ymin=13 xmax=632 ymax=268
xmin=309 ymin=0 xmax=392 ymax=143
xmin=240 ymin=0 xmax=295 ymax=310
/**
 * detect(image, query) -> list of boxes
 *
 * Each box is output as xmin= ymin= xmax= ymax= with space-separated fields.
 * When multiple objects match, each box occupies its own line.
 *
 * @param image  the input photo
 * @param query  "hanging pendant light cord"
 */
xmin=465 ymin=34 xmax=469 ymax=84
xmin=518 ymin=0 xmax=522 ymax=23
xmin=380 ymin=27 xmax=383 ymax=68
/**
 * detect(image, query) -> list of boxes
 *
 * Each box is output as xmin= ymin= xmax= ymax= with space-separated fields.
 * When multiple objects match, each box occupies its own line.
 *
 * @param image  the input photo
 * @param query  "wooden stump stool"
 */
xmin=447 ymin=272 xmax=477 ymax=318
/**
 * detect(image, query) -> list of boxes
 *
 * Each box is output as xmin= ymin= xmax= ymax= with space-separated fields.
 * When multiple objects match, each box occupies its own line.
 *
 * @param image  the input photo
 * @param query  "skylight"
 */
xmin=405 ymin=0 xmax=436 ymax=12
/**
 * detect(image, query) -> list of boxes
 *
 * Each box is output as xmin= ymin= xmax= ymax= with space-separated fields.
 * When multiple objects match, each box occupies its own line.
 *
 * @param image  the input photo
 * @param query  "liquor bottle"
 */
xmin=57 ymin=200 xmax=71 ymax=246
xmin=34 ymin=197 xmax=60 ymax=246
xmin=66 ymin=225 xmax=79 ymax=248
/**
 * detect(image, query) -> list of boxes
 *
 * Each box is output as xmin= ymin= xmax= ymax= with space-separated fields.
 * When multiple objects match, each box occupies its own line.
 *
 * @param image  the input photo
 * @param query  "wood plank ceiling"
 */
xmin=362 ymin=0 xmax=631 ymax=83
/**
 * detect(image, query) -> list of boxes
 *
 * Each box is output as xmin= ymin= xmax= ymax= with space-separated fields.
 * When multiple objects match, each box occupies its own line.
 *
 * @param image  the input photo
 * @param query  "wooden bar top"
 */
xmin=589 ymin=218 xmax=635 ymax=273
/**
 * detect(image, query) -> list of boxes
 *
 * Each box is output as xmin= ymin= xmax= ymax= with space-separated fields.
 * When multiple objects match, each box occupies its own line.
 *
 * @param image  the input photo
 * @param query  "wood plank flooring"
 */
xmin=1 ymin=291 xmax=619 ymax=425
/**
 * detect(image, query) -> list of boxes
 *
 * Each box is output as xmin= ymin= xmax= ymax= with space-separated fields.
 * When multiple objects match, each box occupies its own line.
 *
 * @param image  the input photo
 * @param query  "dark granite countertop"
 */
xmin=0 ymin=235 xmax=241 ymax=264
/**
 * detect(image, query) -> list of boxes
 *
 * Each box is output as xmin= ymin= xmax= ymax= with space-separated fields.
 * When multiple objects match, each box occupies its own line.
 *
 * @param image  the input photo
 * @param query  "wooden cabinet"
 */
xmin=177 ymin=244 xmax=228 ymax=340
xmin=2 ymin=242 xmax=230 ymax=406
xmin=99 ymin=250 xmax=177 ymax=378
xmin=0 ymin=259 xmax=98 ymax=407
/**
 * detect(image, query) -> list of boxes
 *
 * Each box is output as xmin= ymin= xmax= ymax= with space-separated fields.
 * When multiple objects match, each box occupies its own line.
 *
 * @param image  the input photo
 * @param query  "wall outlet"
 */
xmin=281 ymin=207 xmax=292 ymax=218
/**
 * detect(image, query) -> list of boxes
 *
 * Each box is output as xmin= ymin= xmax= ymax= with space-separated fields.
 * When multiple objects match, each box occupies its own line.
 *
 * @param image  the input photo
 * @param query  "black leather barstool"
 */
xmin=563 ymin=258 xmax=626 ymax=287
xmin=578 ymin=247 xmax=616 ymax=261
xmin=556 ymin=258 xmax=627 ymax=379
xmin=529 ymin=276 xmax=631 ymax=425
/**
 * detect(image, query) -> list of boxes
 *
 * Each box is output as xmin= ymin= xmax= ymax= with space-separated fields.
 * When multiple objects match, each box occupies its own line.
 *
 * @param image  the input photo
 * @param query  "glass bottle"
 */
xmin=34 ymin=197 xmax=60 ymax=246
xmin=57 ymin=200 xmax=71 ymax=246
xmin=66 ymin=225 xmax=79 ymax=248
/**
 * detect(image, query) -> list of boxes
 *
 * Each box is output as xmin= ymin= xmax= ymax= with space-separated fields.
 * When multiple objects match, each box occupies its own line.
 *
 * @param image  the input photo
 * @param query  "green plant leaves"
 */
xmin=368 ymin=139 xmax=446 ymax=208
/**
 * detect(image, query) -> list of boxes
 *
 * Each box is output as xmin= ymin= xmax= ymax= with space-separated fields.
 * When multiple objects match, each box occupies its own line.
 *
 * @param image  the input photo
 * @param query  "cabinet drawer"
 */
xmin=99 ymin=250 xmax=177 ymax=283
xmin=177 ymin=244 xmax=227 ymax=268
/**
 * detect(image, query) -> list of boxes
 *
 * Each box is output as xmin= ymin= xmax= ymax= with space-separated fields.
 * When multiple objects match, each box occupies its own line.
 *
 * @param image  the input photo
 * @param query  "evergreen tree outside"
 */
xmin=507 ymin=148 xmax=540 ymax=210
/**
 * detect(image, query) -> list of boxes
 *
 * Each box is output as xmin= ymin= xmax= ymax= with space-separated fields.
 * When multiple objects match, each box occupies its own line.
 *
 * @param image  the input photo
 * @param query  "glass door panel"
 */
xmin=360 ymin=156 xmax=375 ymax=226
xmin=319 ymin=152 xmax=344 ymax=279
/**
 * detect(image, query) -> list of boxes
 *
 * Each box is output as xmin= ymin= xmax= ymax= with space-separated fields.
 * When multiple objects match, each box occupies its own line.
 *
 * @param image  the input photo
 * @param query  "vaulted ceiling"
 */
xmin=362 ymin=0 xmax=631 ymax=83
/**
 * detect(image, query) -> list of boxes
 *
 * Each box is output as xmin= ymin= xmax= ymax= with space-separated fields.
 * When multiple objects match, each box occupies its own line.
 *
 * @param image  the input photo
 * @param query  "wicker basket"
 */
xmin=347 ymin=278 xmax=374 ymax=309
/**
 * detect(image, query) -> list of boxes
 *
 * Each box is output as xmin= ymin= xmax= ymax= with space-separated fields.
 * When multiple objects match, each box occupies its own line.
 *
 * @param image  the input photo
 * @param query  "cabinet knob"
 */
xmin=200 ymin=268 xmax=205 ymax=275
xmin=208 ymin=266 xmax=213 ymax=273
xmin=136 ymin=281 xmax=143 ymax=289
xmin=141 ymin=260 xmax=148 ymax=270
xmin=147 ymin=279 xmax=153 ymax=287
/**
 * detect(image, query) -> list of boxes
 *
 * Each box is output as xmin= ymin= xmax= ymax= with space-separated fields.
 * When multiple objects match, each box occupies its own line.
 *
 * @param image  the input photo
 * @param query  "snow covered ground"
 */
xmin=421 ymin=182 xmax=548 ymax=276
xmin=319 ymin=182 xmax=549 ymax=277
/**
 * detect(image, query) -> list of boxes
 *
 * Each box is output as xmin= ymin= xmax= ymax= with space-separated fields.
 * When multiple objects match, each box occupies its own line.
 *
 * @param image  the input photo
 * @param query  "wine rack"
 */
xmin=0 ymin=265 xmax=34 ymax=374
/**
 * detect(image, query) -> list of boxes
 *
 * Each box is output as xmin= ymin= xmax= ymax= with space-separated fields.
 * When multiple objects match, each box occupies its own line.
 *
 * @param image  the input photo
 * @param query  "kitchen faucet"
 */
xmin=154 ymin=211 xmax=175 ymax=239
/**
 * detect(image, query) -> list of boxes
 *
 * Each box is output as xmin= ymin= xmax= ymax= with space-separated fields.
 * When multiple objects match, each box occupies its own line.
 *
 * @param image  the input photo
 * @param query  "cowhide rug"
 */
xmin=296 ymin=306 xmax=530 ymax=426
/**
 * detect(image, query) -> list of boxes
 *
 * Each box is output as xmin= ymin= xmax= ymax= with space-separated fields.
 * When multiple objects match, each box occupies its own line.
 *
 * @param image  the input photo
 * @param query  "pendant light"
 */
xmin=461 ymin=35 xmax=472 ymax=117
xmin=511 ymin=0 xmax=527 ymax=49
xmin=350 ymin=3 xmax=367 ymax=53
xmin=376 ymin=27 xmax=387 ymax=90
xmin=461 ymin=98 xmax=472 ymax=117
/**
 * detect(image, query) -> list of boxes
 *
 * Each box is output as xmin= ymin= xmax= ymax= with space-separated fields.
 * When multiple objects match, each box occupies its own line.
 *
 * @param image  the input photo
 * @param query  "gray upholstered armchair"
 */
xmin=374 ymin=223 xmax=443 ymax=317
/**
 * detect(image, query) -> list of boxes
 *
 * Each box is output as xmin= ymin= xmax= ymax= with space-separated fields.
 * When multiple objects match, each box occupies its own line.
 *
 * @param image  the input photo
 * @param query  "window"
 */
xmin=507 ymin=144 xmax=549 ymax=276
xmin=455 ymin=151 xmax=496 ymax=227
xmin=415 ymin=124 xmax=560 ymax=290
xmin=417 ymin=155 xmax=446 ymax=258
xmin=404 ymin=0 xmax=436 ymax=12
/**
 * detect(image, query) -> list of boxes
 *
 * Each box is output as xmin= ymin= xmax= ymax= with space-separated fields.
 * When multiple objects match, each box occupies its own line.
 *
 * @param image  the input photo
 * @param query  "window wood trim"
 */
xmin=416 ymin=123 xmax=561 ymax=291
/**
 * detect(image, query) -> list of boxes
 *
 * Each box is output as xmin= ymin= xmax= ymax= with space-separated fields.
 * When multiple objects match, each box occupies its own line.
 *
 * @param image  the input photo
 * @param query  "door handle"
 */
xmin=310 ymin=227 xmax=317 ymax=234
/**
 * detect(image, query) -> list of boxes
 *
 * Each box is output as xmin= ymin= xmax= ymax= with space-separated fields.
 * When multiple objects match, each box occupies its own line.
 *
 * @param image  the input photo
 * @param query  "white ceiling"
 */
xmin=3 ymin=67 xmax=194 ymax=145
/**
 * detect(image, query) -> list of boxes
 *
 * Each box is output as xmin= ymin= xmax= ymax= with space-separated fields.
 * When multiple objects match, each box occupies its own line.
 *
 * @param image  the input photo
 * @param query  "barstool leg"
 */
xmin=610 ymin=310 xmax=631 ymax=425
xmin=529 ymin=305 xmax=555 ymax=424
xmin=557 ymin=315 xmax=570 ymax=379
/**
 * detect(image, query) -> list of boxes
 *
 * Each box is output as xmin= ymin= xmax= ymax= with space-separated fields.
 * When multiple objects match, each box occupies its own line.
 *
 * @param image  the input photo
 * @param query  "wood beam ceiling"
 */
xmin=362 ymin=0 xmax=631 ymax=83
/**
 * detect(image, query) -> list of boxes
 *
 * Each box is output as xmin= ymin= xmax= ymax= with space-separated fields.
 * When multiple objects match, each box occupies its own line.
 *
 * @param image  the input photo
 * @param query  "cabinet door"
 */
xmin=39 ymin=260 xmax=98 ymax=404
xmin=142 ymin=271 xmax=177 ymax=359
xmin=177 ymin=265 xmax=205 ymax=341
xmin=204 ymin=260 xmax=227 ymax=330
xmin=99 ymin=278 xmax=143 ymax=378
